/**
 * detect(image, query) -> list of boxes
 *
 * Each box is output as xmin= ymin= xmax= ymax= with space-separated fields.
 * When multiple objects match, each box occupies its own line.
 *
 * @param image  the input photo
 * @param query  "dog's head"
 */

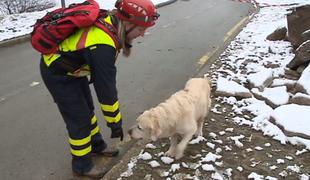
xmin=184 ymin=77 xmax=211 ymax=94
xmin=128 ymin=109 xmax=162 ymax=141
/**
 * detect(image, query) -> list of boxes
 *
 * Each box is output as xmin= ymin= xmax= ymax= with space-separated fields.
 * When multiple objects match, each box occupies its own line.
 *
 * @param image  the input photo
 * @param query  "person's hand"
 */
xmin=107 ymin=120 xmax=123 ymax=141
xmin=111 ymin=127 xmax=124 ymax=141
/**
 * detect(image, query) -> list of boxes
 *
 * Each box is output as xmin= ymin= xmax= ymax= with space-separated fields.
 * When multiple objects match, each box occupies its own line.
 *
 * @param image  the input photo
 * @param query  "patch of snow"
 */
xmin=225 ymin=168 xmax=233 ymax=177
xmin=149 ymin=160 xmax=160 ymax=168
xmin=292 ymin=93 xmax=310 ymax=99
xmin=230 ymin=135 xmax=245 ymax=148
xmin=296 ymin=149 xmax=307 ymax=155
xmin=276 ymin=159 xmax=285 ymax=164
xmin=200 ymin=152 xmax=222 ymax=162
xmin=161 ymin=156 xmax=174 ymax=164
xmin=270 ymin=165 xmax=278 ymax=170
xmin=264 ymin=143 xmax=271 ymax=147
xmin=271 ymin=78 xmax=296 ymax=87
xmin=219 ymin=131 xmax=226 ymax=135
xmin=209 ymin=132 xmax=217 ymax=139
xmin=254 ymin=146 xmax=264 ymax=151
xmin=215 ymin=148 xmax=222 ymax=154
xmin=272 ymin=104 xmax=310 ymax=137
xmin=138 ymin=152 xmax=152 ymax=160
xmin=170 ymin=163 xmax=180 ymax=172
xmin=225 ymin=128 xmax=234 ymax=132
xmin=300 ymin=174 xmax=310 ymax=180
xmin=216 ymin=77 xmax=250 ymax=94
xmin=201 ymin=164 xmax=215 ymax=171
xmin=251 ymin=86 xmax=289 ymax=106
xmin=265 ymin=176 xmax=277 ymax=180
xmin=145 ymin=143 xmax=156 ymax=149
xmin=212 ymin=172 xmax=224 ymax=180
xmin=120 ymin=151 xmax=140 ymax=177
xmin=237 ymin=166 xmax=243 ymax=172
xmin=297 ymin=65 xmax=310 ymax=94
xmin=285 ymin=156 xmax=293 ymax=160
xmin=247 ymin=68 xmax=273 ymax=88
xmin=286 ymin=164 xmax=300 ymax=173
xmin=189 ymin=136 xmax=205 ymax=144
xmin=207 ymin=142 xmax=216 ymax=149
xmin=248 ymin=172 xmax=264 ymax=180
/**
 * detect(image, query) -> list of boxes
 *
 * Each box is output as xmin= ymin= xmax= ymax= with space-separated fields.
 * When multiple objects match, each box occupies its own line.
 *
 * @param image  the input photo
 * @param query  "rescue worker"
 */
xmin=39 ymin=0 xmax=159 ymax=178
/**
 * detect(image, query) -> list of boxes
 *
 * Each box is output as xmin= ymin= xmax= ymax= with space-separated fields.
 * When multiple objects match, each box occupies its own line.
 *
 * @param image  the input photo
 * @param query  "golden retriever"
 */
xmin=128 ymin=77 xmax=211 ymax=159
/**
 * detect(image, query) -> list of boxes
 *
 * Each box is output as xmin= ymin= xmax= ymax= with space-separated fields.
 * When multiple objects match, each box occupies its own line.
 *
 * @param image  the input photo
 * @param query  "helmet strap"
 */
xmin=118 ymin=21 xmax=132 ymax=57
xmin=125 ymin=24 xmax=136 ymax=36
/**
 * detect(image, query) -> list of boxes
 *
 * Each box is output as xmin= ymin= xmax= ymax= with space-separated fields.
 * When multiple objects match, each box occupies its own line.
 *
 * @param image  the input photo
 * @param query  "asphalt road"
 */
xmin=0 ymin=0 xmax=252 ymax=179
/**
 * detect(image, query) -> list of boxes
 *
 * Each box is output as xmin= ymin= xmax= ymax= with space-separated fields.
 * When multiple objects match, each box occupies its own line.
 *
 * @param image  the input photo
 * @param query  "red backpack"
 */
xmin=31 ymin=0 xmax=119 ymax=54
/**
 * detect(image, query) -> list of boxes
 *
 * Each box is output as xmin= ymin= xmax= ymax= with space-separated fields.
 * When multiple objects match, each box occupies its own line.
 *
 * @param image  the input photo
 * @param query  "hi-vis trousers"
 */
xmin=40 ymin=60 xmax=107 ymax=173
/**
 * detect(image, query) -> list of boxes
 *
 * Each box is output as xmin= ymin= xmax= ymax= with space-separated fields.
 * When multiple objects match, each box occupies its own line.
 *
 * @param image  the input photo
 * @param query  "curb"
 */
xmin=0 ymin=34 xmax=30 ymax=48
xmin=103 ymin=140 xmax=149 ymax=179
xmin=0 ymin=0 xmax=178 ymax=49
xmin=156 ymin=0 xmax=178 ymax=8
xmin=103 ymin=4 xmax=259 ymax=180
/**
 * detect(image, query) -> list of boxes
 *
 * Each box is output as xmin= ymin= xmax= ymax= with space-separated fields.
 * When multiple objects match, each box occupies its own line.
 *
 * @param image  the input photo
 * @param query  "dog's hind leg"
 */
xmin=165 ymin=134 xmax=178 ymax=157
xmin=175 ymin=132 xmax=195 ymax=160
xmin=195 ymin=117 xmax=205 ymax=137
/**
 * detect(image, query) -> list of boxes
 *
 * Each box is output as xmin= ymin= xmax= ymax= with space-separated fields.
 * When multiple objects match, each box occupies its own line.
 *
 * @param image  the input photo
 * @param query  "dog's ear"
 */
xmin=150 ymin=116 xmax=161 ymax=141
xmin=151 ymin=128 xmax=161 ymax=141
xmin=151 ymin=129 xmax=161 ymax=141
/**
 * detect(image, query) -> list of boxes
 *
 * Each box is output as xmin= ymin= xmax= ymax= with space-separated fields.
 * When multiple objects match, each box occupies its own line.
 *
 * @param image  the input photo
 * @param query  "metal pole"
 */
xmin=61 ymin=0 xmax=65 ymax=8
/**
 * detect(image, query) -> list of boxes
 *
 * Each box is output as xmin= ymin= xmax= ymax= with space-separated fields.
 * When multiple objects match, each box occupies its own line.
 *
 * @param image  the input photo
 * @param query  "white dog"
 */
xmin=128 ymin=77 xmax=211 ymax=159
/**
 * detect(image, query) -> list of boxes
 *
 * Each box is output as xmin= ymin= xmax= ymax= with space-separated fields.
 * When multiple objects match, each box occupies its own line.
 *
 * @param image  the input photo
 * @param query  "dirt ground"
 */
xmin=115 ymin=93 xmax=310 ymax=180
xmin=103 ymin=22 xmax=310 ymax=179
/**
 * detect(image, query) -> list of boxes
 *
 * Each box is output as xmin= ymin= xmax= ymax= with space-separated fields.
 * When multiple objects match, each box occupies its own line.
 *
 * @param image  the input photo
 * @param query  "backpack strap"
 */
xmin=94 ymin=10 xmax=121 ymax=50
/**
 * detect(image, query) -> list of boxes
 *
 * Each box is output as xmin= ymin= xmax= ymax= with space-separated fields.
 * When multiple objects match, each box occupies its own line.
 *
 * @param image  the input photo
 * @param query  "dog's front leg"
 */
xmin=165 ymin=134 xmax=178 ymax=157
xmin=175 ymin=133 xmax=194 ymax=160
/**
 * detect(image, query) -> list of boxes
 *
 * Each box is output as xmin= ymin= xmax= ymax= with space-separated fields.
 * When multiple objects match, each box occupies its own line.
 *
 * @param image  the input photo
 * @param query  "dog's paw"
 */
xmin=175 ymin=152 xmax=184 ymax=160
xmin=194 ymin=131 xmax=203 ymax=137
xmin=164 ymin=150 xmax=175 ymax=157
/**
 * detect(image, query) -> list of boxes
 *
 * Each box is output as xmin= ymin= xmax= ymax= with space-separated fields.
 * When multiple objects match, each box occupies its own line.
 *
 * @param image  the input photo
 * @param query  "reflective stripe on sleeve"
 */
xmin=104 ymin=112 xmax=122 ymax=123
xmin=91 ymin=115 xmax=97 ymax=125
xmin=100 ymin=101 xmax=119 ymax=112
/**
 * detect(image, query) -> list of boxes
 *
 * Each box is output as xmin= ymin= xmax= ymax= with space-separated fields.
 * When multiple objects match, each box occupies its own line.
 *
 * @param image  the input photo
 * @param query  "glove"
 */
xmin=111 ymin=127 xmax=124 ymax=141
xmin=108 ymin=121 xmax=124 ymax=141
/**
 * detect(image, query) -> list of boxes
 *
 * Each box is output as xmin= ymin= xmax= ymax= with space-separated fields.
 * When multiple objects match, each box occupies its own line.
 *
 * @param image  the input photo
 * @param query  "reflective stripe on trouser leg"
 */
xmin=91 ymin=115 xmax=100 ymax=136
xmin=69 ymin=134 xmax=92 ymax=156
xmin=40 ymin=62 xmax=94 ymax=173
xmin=78 ymin=78 xmax=106 ymax=153
xmin=90 ymin=115 xmax=107 ymax=153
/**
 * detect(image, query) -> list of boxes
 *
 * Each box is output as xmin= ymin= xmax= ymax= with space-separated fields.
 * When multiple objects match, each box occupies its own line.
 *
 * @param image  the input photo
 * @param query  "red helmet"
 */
xmin=115 ymin=0 xmax=160 ymax=27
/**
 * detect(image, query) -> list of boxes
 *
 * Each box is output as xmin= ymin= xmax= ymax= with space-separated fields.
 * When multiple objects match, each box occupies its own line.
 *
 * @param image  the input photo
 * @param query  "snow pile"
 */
xmin=210 ymin=0 xmax=310 ymax=150
xmin=271 ymin=104 xmax=310 ymax=139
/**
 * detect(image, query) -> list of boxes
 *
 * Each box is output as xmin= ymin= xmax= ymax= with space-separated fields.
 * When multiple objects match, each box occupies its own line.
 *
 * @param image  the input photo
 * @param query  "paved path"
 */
xmin=0 ymin=0 xmax=253 ymax=179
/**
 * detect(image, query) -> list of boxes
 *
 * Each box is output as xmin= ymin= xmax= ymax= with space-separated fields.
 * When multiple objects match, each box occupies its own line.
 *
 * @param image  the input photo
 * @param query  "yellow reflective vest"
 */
xmin=43 ymin=15 xmax=118 ymax=68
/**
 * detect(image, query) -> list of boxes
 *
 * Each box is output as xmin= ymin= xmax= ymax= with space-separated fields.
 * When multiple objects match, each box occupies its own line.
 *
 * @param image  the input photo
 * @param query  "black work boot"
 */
xmin=95 ymin=146 xmax=119 ymax=157
xmin=73 ymin=164 xmax=108 ymax=178
xmin=91 ymin=134 xmax=119 ymax=157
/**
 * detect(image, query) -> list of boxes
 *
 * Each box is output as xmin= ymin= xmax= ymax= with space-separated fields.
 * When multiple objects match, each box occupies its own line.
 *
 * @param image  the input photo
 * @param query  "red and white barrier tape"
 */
xmin=231 ymin=0 xmax=299 ymax=8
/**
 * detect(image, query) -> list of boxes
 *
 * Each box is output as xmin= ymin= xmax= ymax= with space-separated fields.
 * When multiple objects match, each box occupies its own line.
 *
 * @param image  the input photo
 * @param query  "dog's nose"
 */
xmin=128 ymin=129 xmax=132 ymax=135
